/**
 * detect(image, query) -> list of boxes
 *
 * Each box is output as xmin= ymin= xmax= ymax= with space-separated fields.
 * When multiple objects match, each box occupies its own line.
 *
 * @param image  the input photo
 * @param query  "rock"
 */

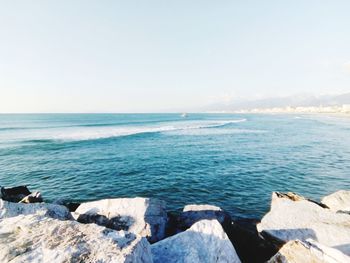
xmin=268 ymin=239 xmax=350 ymax=263
xmin=151 ymin=219 xmax=241 ymax=263
xmin=19 ymin=191 xmax=43 ymax=203
xmin=322 ymin=190 xmax=350 ymax=213
xmin=183 ymin=204 xmax=223 ymax=212
xmin=257 ymin=192 xmax=350 ymax=256
xmin=0 ymin=213 xmax=153 ymax=263
xmin=75 ymin=197 xmax=167 ymax=242
xmin=0 ymin=199 xmax=71 ymax=220
xmin=0 ymin=185 xmax=31 ymax=202
xmin=164 ymin=207 xmax=274 ymax=262
xmin=182 ymin=204 xmax=232 ymax=227
xmin=274 ymin=192 xmax=307 ymax=202
xmin=274 ymin=191 xmax=328 ymax=208
xmin=169 ymin=204 xmax=232 ymax=235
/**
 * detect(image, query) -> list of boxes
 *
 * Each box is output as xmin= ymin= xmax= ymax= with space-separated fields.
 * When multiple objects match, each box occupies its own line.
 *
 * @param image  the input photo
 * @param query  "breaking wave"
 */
xmin=49 ymin=119 xmax=247 ymax=141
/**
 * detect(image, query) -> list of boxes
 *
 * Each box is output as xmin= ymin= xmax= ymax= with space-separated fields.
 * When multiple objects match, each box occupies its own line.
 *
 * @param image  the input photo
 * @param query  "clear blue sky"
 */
xmin=1 ymin=1 xmax=350 ymax=113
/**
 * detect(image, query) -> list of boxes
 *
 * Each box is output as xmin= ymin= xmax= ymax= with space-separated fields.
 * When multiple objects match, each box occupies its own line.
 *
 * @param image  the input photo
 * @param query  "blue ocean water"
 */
xmin=0 ymin=113 xmax=349 ymax=218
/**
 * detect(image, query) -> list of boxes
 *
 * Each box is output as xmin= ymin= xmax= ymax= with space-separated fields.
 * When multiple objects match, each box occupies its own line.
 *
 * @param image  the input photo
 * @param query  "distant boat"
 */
xmin=181 ymin=113 xmax=188 ymax=118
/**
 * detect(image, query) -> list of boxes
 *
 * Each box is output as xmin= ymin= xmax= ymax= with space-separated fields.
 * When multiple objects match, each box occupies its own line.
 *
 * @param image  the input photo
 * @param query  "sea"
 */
xmin=0 ymin=113 xmax=349 ymax=219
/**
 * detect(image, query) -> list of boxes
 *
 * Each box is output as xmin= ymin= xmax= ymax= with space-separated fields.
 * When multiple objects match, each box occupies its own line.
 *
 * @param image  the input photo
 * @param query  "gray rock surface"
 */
xmin=75 ymin=197 xmax=167 ymax=242
xmin=322 ymin=190 xmax=350 ymax=213
xmin=0 ymin=213 xmax=153 ymax=263
xmin=268 ymin=239 xmax=350 ymax=263
xmin=151 ymin=219 xmax=241 ymax=263
xmin=0 ymin=199 xmax=71 ymax=220
xmin=257 ymin=192 xmax=350 ymax=256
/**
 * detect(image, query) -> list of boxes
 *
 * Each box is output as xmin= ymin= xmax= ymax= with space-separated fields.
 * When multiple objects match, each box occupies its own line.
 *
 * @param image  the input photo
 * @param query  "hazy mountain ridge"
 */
xmin=203 ymin=93 xmax=350 ymax=112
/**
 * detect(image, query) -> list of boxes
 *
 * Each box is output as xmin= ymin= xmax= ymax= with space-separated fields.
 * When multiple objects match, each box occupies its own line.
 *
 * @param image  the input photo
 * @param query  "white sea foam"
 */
xmin=49 ymin=119 xmax=247 ymax=141
xmin=166 ymin=128 xmax=267 ymax=136
xmin=0 ymin=119 xmax=248 ymax=143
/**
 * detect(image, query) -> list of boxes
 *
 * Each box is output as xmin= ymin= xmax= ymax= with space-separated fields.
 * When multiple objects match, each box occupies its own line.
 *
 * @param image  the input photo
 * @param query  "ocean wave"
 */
xmin=0 ymin=127 xmax=34 ymax=131
xmin=166 ymin=128 xmax=267 ymax=136
xmin=0 ymin=118 xmax=246 ymax=132
xmin=47 ymin=119 xmax=247 ymax=142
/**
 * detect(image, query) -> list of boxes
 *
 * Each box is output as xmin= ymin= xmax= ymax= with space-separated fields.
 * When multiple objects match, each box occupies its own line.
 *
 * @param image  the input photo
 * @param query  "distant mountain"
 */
xmin=203 ymin=93 xmax=350 ymax=112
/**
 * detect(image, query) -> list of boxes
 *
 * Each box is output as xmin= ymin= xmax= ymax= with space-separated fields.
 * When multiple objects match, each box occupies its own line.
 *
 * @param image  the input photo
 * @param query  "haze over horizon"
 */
xmin=1 ymin=1 xmax=350 ymax=113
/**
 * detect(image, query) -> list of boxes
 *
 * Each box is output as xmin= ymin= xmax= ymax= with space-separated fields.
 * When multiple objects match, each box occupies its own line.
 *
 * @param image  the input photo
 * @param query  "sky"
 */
xmin=0 ymin=1 xmax=350 ymax=113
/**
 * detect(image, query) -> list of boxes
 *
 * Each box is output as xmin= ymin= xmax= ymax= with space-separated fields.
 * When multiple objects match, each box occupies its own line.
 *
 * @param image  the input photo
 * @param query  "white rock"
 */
xmin=151 ymin=219 xmax=241 ymax=263
xmin=268 ymin=239 xmax=350 ymax=263
xmin=0 ymin=199 xmax=71 ymax=220
xmin=183 ymin=204 xmax=223 ymax=212
xmin=176 ymin=204 xmax=232 ymax=232
xmin=322 ymin=190 xmax=350 ymax=213
xmin=75 ymin=197 xmax=167 ymax=242
xmin=0 ymin=213 xmax=153 ymax=263
xmin=257 ymin=192 xmax=350 ymax=256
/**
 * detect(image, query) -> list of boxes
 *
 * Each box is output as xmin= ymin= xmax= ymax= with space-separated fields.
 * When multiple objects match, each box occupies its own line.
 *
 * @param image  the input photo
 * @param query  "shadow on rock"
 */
xmin=76 ymin=213 xmax=135 ymax=231
xmin=166 ymin=206 xmax=231 ymax=236
xmin=226 ymin=218 xmax=280 ymax=263
xmin=0 ymin=185 xmax=31 ymax=202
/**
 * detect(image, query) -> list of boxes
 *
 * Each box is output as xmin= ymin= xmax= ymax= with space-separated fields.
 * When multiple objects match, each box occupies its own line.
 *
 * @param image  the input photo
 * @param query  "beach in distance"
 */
xmin=1 ymin=113 xmax=349 ymax=219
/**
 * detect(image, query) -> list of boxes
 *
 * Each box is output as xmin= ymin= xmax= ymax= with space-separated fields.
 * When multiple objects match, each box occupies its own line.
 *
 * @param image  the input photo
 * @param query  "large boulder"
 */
xmin=0 ymin=199 xmax=71 ymax=220
xmin=268 ymin=239 xmax=350 ymax=263
xmin=257 ymin=192 xmax=350 ymax=256
xmin=0 ymin=213 xmax=153 ymax=263
xmin=75 ymin=197 xmax=167 ymax=242
xmin=151 ymin=219 xmax=241 ymax=263
xmin=322 ymin=190 xmax=350 ymax=213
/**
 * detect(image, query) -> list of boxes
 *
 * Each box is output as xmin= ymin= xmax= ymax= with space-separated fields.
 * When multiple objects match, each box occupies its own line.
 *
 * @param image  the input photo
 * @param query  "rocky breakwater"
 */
xmin=0 ymin=185 xmax=241 ymax=263
xmin=0 ymin=185 xmax=350 ymax=263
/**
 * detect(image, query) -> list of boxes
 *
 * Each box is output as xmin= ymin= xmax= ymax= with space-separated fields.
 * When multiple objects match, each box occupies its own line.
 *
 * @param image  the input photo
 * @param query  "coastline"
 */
xmin=207 ymin=105 xmax=350 ymax=118
xmin=207 ymin=111 xmax=350 ymax=117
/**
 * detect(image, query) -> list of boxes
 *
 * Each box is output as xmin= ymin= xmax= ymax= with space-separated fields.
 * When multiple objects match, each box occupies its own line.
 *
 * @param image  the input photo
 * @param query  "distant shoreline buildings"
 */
xmin=207 ymin=104 xmax=350 ymax=114
xmin=233 ymin=104 xmax=350 ymax=114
